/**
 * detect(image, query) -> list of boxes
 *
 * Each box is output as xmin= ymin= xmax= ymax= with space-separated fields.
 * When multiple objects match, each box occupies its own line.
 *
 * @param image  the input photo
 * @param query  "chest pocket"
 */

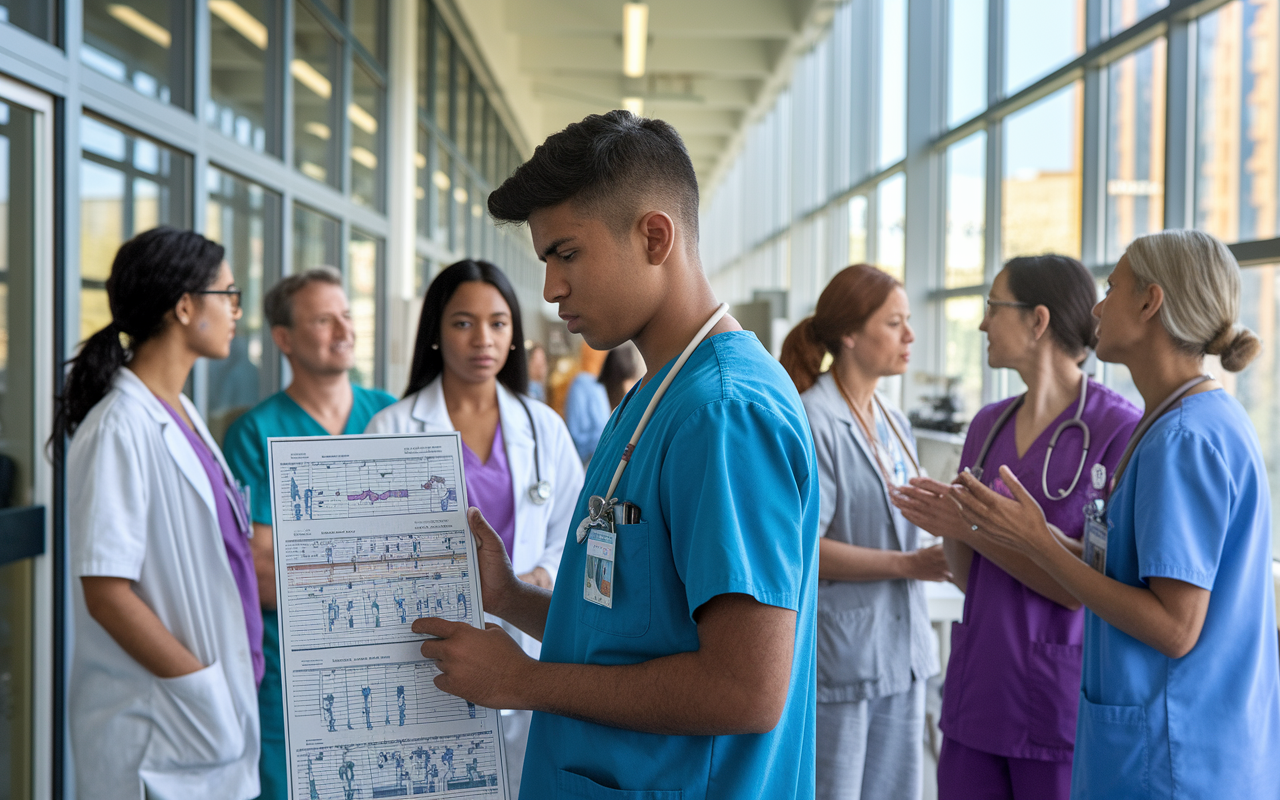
xmin=579 ymin=522 xmax=651 ymax=638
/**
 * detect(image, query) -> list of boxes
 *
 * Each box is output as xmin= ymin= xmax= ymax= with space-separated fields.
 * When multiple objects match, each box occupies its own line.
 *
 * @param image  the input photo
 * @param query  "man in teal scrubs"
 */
xmin=413 ymin=111 xmax=820 ymax=799
xmin=222 ymin=267 xmax=396 ymax=800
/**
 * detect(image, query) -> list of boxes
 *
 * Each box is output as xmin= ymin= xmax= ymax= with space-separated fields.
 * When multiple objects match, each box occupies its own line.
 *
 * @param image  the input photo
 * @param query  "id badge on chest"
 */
xmin=1082 ymin=499 xmax=1108 ymax=574
xmin=583 ymin=518 xmax=616 ymax=608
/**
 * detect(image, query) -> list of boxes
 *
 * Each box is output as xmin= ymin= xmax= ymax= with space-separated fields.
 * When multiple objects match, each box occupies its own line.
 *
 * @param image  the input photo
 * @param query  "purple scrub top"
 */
xmin=940 ymin=379 xmax=1139 ymax=762
xmin=157 ymin=397 xmax=265 ymax=686
xmin=462 ymin=421 xmax=518 ymax=560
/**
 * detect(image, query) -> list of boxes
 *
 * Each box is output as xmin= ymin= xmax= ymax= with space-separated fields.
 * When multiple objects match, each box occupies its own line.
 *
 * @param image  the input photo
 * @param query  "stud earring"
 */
xmin=431 ymin=343 xmax=439 ymax=350
xmin=510 ymin=344 xmax=516 ymax=351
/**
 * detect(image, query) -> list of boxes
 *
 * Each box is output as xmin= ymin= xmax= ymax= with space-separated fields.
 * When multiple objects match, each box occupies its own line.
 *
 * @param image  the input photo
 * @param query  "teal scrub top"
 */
xmin=1074 ymin=390 xmax=1280 ymax=800
xmin=223 ymin=386 xmax=397 ymax=525
xmin=522 ymin=331 xmax=820 ymax=800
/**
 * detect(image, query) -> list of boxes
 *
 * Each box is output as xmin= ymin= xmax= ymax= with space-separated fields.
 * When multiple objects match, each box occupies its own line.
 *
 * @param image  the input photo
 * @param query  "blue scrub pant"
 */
xmin=254 ymin=611 xmax=289 ymax=800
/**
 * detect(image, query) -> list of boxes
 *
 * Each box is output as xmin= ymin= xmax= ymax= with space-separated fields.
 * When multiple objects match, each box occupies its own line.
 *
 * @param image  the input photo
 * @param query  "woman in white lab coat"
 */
xmin=55 ymin=227 xmax=261 ymax=800
xmin=365 ymin=259 xmax=583 ymax=794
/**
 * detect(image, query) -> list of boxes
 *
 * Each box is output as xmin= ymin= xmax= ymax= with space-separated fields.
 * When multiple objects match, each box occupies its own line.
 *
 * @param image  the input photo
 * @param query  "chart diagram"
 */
xmin=285 ymin=533 xmax=473 ymax=651
xmin=279 ymin=456 xmax=459 ymax=521
xmin=294 ymin=732 xmax=502 ymax=799
xmin=291 ymin=660 xmax=482 ymax=734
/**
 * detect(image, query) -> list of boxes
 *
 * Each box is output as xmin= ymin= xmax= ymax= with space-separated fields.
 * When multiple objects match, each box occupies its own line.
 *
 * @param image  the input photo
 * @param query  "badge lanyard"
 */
xmin=1081 ymin=373 xmax=1212 ymax=574
xmin=575 ymin=303 xmax=730 ymax=544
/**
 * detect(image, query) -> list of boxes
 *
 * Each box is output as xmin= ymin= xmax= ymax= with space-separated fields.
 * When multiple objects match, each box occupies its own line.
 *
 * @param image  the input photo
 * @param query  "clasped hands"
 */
xmin=891 ymin=466 xmax=1064 ymax=560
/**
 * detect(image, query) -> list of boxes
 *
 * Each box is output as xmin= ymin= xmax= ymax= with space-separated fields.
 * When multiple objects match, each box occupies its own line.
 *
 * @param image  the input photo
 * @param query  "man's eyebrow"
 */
xmin=540 ymin=237 xmax=575 ymax=261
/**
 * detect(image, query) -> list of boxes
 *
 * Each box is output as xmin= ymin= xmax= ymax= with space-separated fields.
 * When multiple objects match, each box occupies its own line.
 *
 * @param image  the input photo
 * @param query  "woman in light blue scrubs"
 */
xmin=948 ymin=229 xmax=1280 ymax=800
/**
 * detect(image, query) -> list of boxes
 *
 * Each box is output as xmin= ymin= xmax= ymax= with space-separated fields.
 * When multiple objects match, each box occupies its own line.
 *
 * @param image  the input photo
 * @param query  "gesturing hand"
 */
xmin=903 ymin=544 xmax=953 ymax=582
xmin=413 ymin=617 xmax=536 ymax=709
xmin=891 ymin=477 xmax=973 ymax=540
xmin=949 ymin=467 xmax=1058 ymax=558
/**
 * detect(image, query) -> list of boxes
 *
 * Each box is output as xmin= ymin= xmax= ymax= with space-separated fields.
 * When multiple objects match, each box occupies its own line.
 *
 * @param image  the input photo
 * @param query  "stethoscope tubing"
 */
xmin=973 ymin=374 xmax=1091 ymax=501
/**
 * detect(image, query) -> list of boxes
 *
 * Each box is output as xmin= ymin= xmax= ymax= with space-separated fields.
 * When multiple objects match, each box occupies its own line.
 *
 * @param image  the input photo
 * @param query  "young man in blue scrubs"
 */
xmin=412 ymin=111 xmax=820 ymax=799
xmin=222 ymin=268 xmax=396 ymax=799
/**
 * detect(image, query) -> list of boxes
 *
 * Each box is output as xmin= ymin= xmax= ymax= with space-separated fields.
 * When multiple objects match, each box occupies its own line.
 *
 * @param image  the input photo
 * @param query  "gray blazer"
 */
xmin=801 ymin=372 xmax=939 ymax=703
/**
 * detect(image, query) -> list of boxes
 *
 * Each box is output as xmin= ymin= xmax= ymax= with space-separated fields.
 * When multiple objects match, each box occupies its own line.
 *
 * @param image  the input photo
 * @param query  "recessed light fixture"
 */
xmin=209 ymin=0 xmax=268 ymax=50
xmin=623 ymin=3 xmax=648 ymax=78
xmin=107 ymin=4 xmax=171 ymax=49
xmin=622 ymin=97 xmax=644 ymax=116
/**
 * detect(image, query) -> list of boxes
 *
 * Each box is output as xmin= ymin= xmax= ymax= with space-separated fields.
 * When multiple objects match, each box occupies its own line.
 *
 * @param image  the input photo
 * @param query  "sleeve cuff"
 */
xmin=1139 ymin=562 xmax=1215 ymax=591
xmin=687 ymin=581 xmax=800 ymax=621
xmin=75 ymin=557 xmax=144 ymax=581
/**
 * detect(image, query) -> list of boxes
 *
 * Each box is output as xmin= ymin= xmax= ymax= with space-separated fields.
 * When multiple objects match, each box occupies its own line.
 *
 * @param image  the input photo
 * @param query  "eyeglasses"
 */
xmin=984 ymin=299 xmax=1034 ymax=318
xmin=196 ymin=288 xmax=242 ymax=310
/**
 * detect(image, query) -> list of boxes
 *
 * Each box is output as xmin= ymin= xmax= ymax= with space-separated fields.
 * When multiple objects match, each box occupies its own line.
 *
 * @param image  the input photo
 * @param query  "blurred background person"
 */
xmin=598 ymin=342 xmax=645 ymax=409
xmin=780 ymin=264 xmax=948 ymax=800
xmin=563 ymin=342 xmax=610 ymax=462
xmin=221 ymin=267 xmax=397 ymax=800
xmin=365 ymin=259 xmax=584 ymax=796
xmin=527 ymin=341 xmax=549 ymax=402
xmin=893 ymin=255 xmax=1140 ymax=800
xmin=60 ymin=228 xmax=261 ymax=800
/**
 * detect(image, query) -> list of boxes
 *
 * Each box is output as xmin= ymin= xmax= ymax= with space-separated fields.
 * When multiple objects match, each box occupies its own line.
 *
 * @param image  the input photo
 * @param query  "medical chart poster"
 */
xmin=268 ymin=432 xmax=509 ymax=800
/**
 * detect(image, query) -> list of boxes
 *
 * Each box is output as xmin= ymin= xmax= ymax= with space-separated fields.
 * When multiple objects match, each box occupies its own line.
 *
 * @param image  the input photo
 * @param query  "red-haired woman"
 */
xmin=781 ymin=264 xmax=951 ymax=800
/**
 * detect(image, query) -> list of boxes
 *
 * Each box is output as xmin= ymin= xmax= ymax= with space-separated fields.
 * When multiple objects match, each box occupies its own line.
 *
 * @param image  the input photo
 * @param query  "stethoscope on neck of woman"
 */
xmin=971 ymin=373 xmax=1092 ymax=501
xmin=513 ymin=394 xmax=552 ymax=505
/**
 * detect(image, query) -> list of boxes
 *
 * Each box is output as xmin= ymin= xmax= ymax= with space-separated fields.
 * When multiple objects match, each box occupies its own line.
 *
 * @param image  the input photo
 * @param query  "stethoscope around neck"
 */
xmin=514 ymin=394 xmax=552 ymax=505
xmin=971 ymin=373 xmax=1092 ymax=501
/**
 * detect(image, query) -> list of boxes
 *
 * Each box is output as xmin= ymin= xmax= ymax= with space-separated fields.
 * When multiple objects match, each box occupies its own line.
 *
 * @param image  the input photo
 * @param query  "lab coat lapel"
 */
xmin=410 ymin=377 xmax=454 ymax=430
xmin=114 ymin=369 xmax=219 ymax=522
xmin=820 ymin=373 xmax=905 ymax=550
xmin=497 ymin=384 xmax=537 ymax=570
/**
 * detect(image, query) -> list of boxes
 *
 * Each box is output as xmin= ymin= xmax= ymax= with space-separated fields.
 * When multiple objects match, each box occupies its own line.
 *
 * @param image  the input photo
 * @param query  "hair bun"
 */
xmin=1218 ymin=327 xmax=1262 ymax=372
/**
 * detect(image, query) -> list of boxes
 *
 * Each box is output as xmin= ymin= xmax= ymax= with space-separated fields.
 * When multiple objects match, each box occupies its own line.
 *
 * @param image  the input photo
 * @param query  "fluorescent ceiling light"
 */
xmin=304 ymin=121 xmax=331 ymax=140
xmin=453 ymin=187 xmax=469 ymax=204
xmin=348 ymin=103 xmax=378 ymax=134
xmin=291 ymin=59 xmax=332 ymax=99
xmin=107 ymin=4 xmax=171 ymax=49
xmin=209 ymin=0 xmax=268 ymax=50
xmin=300 ymin=161 xmax=327 ymax=182
xmin=622 ymin=97 xmax=644 ymax=116
xmin=350 ymin=146 xmax=378 ymax=169
xmin=414 ymin=152 xmax=427 ymax=170
xmin=623 ymin=3 xmax=648 ymax=78
xmin=433 ymin=170 xmax=451 ymax=191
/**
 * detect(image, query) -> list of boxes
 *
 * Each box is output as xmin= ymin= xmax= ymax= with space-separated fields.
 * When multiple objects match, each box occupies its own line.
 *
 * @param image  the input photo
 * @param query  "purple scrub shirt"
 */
xmin=158 ymin=398 xmax=265 ymax=686
xmin=462 ymin=421 xmax=518 ymax=559
xmin=940 ymin=380 xmax=1139 ymax=762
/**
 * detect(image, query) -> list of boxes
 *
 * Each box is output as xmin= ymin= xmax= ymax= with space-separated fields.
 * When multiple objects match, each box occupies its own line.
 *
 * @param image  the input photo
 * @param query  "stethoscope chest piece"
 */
xmin=529 ymin=480 xmax=552 ymax=505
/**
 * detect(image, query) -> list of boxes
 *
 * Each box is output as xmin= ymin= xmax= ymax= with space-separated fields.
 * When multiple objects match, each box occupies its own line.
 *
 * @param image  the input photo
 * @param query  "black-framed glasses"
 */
xmin=196 ymin=288 xmax=242 ymax=310
xmin=984 ymin=299 xmax=1034 ymax=318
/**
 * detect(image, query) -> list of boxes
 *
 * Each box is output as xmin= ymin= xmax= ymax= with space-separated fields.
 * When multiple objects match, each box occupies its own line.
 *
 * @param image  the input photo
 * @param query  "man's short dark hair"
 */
xmin=263 ymin=266 xmax=343 ymax=328
xmin=488 ymin=111 xmax=700 ymax=241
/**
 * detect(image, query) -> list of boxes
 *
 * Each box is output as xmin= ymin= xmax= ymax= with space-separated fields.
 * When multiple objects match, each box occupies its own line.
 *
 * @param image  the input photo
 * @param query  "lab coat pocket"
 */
xmin=1025 ymin=641 xmax=1083 ymax=749
xmin=1074 ymin=693 xmax=1149 ymax=799
xmin=556 ymin=768 xmax=683 ymax=799
xmin=580 ymin=523 xmax=651 ymax=638
xmin=142 ymin=660 xmax=245 ymax=772
xmin=815 ymin=607 xmax=879 ymax=687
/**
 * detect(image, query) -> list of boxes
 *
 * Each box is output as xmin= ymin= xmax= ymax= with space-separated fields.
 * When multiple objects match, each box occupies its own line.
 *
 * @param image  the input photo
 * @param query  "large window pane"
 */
xmin=205 ymin=166 xmax=281 ymax=442
xmin=0 ymin=0 xmax=54 ymax=40
xmin=292 ymin=0 xmax=340 ymax=187
xmin=350 ymin=62 xmax=385 ymax=210
xmin=431 ymin=11 xmax=452 ymax=131
xmin=945 ymin=295 xmax=985 ymax=421
xmin=80 ymin=116 xmax=191 ymax=342
xmin=456 ymin=65 xmax=472 ymax=153
xmin=1002 ymin=82 xmax=1082 ymax=260
xmin=876 ymin=174 xmax=906 ymax=281
xmin=1106 ymin=38 xmax=1166 ymax=261
xmin=1194 ymin=0 xmax=1280 ymax=243
xmin=1005 ymin=0 xmax=1085 ymax=94
xmin=416 ymin=128 xmax=430 ymax=240
xmin=947 ymin=132 xmax=987 ymax=287
xmin=879 ymin=0 xmax=907 ymax=167
xmin=1109 ymin=0 xmax=1169 ymax=37
xmin=83 ymin=0 xmax=185 ymax=106
xmin=292 ymin=203 xmax=339 ymax=271
xmin=348 ymin=230 xmax=381 ymax=388
xmin=849 ymin=195 xmax=868 ymax=264
xmin=351 ymin=0 xmax=385 ymax=64
xmin=434 ymin=143 xmax=452 ymax=246
xmin=454 ymin=175 xmax=470 ymax=255
xmin=207 ymin=0 xmax=272 ymax=153
xmin=949 ymin=0 xmax=988 ymax=126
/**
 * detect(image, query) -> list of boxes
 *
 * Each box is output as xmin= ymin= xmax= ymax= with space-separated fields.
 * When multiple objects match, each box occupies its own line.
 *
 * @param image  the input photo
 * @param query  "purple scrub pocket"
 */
xmin=1025 ymin=641 xmax=1083 ymax=750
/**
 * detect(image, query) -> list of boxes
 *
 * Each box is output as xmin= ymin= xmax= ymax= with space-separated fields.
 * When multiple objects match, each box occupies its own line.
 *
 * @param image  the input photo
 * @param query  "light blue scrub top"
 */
xmin=1074 ymin=390 xmax=1280 ymax=800
xmin=522 ymin=331 xmax=820 ymax=800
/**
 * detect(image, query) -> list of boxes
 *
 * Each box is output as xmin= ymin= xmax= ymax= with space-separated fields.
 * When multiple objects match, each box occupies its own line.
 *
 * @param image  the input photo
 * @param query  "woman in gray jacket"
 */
xmin=781 ymin=264 xmax=951 ymax=800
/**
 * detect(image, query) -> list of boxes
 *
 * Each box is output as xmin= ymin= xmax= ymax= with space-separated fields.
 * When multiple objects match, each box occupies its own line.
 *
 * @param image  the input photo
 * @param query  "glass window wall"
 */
xmin=949 ymin=0 xmax=988 ymax=126
xmin=1004 ymin=0 xmax=1085 ymax=94
xmin=879 ymin=0 xmax=907 ymax=167
xmin=292 ymin=0 xmax=340 ymax=187
xmin=348 ymin=229 xmax=380 ymax=388
xmin=293 ymin=202 xmax=339 ymax=271
xmin=83 ymin=0 xmax=186 ymax=106
xmin=946 ymin=132 xmax=987 ymax=287
xmin=1002 ymin=82 xmax=1082 ymax=260
xmin=1105 ymin=38 xmax=1166 ymax=261
xmin=351 ymin=0 xmax=385 ymax=64
xmin=349 ymin=61 xmax=384 ymax=210
xmin=0 ymin=0 xmax=54 ymax=41
xmin=207 ymin=0 xmax=273 ymax=153
xmin=876 ymin=174 xmax=906 ymax=280
xmin=848 ymin=195 xmax=868 ymax=264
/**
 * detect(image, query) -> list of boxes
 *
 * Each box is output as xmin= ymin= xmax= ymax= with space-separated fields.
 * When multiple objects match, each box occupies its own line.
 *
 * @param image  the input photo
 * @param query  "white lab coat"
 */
xmin=67 ymin=367 xmax=260 ymax=800
xmin=365 ymin=377 xmax=584 ymax=657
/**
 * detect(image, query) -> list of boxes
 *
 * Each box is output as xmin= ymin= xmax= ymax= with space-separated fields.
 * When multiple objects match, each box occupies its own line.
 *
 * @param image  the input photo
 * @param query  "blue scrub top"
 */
xmin=223 ymin=385 xmax=397 ymax=525
xmin=523 ymin=331 xmax=820 ymax=800
xmin=1074 ymin=390 xmax=1280 ymax=800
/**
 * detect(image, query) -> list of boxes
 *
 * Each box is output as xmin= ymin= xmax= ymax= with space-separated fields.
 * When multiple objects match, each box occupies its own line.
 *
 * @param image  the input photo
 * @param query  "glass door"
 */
xmin=0 ymin=76 xmax=54 ymax=800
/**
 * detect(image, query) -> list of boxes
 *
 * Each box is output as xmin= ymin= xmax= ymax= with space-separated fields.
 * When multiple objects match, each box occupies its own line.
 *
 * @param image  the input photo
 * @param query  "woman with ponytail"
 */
xmin=781 ymin=264 xmax=949 ymax=800
xmin=61 ymin=227 xmax=262 ymax=800
xmin=946 ymin=230 xmax=1280 ymax=799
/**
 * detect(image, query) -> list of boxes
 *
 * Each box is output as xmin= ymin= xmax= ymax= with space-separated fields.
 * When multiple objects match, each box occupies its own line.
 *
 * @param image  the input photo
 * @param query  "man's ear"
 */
xmin=271 ymin=324 xmax=292 ymax=356
xmin=637 ymin=211 xmax=676 ymax=266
